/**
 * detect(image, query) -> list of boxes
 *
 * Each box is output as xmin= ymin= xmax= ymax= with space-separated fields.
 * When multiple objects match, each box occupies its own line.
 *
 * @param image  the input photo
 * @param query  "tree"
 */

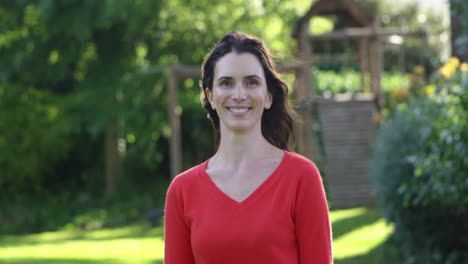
xmin=0 ymin=1 xmax=165 ymax=195
xmin=0 ymin=0 xmax=312 ymax=197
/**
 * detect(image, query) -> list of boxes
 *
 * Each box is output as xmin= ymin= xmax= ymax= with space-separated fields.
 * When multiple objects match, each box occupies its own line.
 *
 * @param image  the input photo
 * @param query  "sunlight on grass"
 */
xmin=331 ymin=208 xmax=394 ymax=260
xmin=0 ymin=208 xmax=394 ymax=264
xmin=1 ymin=223 xmax=161 ymax=244
xmin=330 ymin=207 xmax=368 ymax=222
xmin=0 ymin=224 xmax=164 ymax=264
xmin=2 ymin=238 xmax=163 ymax=262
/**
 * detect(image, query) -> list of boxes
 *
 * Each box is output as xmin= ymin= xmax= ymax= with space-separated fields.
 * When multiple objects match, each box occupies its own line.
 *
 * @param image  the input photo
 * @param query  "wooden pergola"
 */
xmin=167 ymin=0 xmax=426 ymax=179
xmin=291 ymin=0 xmax=426 ymax=164
xmin=291 ymin=0 xmax=427 ymax=207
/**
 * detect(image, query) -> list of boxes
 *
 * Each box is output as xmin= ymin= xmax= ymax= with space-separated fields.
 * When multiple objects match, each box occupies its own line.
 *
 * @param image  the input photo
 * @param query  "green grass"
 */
xmin=331 ymin=208 xmax=398 ymax=264
xmin=0 ymin=207 xmax=397 ymax=263
xmin=0 ymin=223 xmax=165 ymax=264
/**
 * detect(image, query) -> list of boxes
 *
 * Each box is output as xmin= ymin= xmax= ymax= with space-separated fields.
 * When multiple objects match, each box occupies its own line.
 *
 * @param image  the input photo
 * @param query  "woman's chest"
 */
xmin=186 ymin=183 xmax=298 ymax=263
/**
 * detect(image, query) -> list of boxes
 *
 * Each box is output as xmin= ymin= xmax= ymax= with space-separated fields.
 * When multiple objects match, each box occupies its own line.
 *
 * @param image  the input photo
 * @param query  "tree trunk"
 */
xmin=450 ymin=0 xmax=467 ymax=62
xmin=105 ymin=124 xmax=119 ymax=194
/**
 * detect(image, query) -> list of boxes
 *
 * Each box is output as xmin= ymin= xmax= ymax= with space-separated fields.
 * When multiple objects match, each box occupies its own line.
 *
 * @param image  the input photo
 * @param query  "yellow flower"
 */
xmin=439 ymin=65 xmax=454 ymax=79
xmin=423 ymin=84 xmax=436 ymax=96
xmin=438 ymin=57 xmax=461 ymax=78
xmin=392 ymin=87 xmax=410 ymax=101
xmin=448 ymin=57 xmax=460 ymax=68
xmin=413 ymin=65 xmax=425 ymax=75
xmin=461 ymin=63 xmax=468 ymax=72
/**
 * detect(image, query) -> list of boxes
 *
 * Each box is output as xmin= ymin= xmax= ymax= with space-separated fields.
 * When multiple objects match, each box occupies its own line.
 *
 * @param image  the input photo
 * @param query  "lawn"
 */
xmin=331 ymin=208 xmax=396 ymax=264
xmin=0 ymin=207 xmax=396 ymax=264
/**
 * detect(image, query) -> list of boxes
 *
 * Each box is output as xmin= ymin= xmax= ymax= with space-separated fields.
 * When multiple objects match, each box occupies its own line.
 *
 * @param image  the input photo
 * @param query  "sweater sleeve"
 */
xmin=164 ymin=177 xmax=195 ymax=264
xmin=295 ymin=161 xmax=333 ymax=264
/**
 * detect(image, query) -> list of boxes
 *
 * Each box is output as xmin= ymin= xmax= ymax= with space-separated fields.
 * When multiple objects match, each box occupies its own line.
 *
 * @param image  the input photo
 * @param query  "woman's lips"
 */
xmin=226 ymin=106 xmax=252 ymax=114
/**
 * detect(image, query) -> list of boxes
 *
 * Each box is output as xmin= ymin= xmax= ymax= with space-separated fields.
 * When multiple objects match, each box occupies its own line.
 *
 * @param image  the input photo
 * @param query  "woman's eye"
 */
xmin=246 ymin=79 xmax=259 ymax=87
xmin=220 ymin=80 xmax=233 ymax=87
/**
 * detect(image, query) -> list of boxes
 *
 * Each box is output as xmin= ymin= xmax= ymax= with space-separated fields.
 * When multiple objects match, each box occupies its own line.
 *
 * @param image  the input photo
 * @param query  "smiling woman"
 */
xmin=200 ymin=31 xmax=297 ymax=150
xmin=164 ymin=31 xmax=333 ymax=264
xmin=206 ymin=52 xmax=272 ymax=135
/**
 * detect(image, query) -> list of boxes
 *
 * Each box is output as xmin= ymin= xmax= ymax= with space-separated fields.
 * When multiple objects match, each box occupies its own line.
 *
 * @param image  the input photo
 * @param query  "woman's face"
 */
xmin=206 ymin=52 xmax=272 ymax=135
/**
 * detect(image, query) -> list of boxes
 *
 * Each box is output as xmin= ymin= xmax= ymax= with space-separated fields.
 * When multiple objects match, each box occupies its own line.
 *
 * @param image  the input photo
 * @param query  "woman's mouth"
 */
xmin=226 ymin=107 xmax=251 ymax=114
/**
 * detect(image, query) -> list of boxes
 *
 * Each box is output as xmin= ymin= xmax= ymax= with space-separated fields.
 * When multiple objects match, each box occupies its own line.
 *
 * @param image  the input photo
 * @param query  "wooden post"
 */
xmin=359 ymin=38 xmax=369 ymax=93
xmin=368 ymin=24 xmax=383 ymax=110
xmin=168 ymin=67 xmax=182 ymax=179
xmin=296 ymin=24 xmax=321 ymax=163
xmin=294 ymin=67 xmax=306 ymax=155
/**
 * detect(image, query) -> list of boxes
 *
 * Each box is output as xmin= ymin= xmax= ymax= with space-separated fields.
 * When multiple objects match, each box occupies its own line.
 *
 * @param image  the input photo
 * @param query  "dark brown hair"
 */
xmin=200 ymin=31 xmax=297 ymax=150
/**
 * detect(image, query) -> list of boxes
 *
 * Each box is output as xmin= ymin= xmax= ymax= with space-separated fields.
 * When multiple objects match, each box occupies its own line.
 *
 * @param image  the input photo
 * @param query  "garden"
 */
xmin=1 ymin=0 xmax=467 ymax=263
xmin=0 ymin=207 xmax=395 ymax=264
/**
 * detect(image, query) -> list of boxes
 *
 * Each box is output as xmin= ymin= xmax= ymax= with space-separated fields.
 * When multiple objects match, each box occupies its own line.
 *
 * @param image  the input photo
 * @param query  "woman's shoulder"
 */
xmin=282 ymin=151 xmax=322 ymax=183
xmin=168 ymin=161 xmax=207 ymax=191
xmin=284 ymin=151 xmax=320 ymax=171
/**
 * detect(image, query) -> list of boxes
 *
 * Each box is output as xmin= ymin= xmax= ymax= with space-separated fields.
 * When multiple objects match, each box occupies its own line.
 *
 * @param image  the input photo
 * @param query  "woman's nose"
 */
xmin=232 ymin=84 xmax=247 ymax=101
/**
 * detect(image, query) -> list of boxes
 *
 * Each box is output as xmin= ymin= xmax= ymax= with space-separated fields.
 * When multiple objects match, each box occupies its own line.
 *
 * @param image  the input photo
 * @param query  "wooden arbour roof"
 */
xmin=293 ymin=0 xmax=374 ymax=38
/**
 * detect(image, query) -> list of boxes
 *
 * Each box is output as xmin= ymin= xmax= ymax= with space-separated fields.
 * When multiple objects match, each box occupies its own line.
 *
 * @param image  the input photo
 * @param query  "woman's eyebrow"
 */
xmin=216 ymin=75 xmax=261 ymax=81
xmin=244 ymin=74 xmax=262 ymax=80
xmin=217 ymin=76 xmax=233 ymax=81
xmin=245 ymin=75 xmax=261 ymax=79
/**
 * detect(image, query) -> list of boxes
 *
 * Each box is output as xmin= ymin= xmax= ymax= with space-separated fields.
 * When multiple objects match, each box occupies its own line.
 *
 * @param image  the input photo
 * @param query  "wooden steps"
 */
xmin=318 ymin=96 xmax=376 ymax=208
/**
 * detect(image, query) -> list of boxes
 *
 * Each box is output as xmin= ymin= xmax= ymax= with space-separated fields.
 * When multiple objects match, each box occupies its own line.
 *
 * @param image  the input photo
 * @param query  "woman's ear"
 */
xmin=205 ymin=88 xmax=216 ymax=109
xmin=265 ymin=93 xmax=272 ymax=110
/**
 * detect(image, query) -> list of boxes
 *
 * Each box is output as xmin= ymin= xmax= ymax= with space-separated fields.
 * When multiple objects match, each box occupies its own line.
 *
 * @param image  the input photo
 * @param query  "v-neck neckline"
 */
xmin=200 ymin=150 xmax=289 ymax=208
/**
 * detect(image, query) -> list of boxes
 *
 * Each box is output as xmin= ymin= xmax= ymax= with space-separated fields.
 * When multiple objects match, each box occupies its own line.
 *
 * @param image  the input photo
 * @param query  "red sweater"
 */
xmin=164 ymin=151 xmax=333 ymax=263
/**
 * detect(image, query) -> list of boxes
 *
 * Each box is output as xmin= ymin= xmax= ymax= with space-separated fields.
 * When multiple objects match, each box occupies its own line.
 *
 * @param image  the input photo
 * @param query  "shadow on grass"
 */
xmin=0 ymin=258 xmax=163 ymax=264
xmin=0 ymin=222 xmax=164 ymax=247
xmin=332 ymin=208 xmax=382 ymax=240
xmin=334 ymin=236 xmax=401 ymax=264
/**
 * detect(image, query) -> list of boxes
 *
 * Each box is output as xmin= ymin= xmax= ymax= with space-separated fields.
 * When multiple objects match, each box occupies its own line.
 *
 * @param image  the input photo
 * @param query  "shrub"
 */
xmin=0 ymin=85 xmax=71 ymax=195
xmin=371 ymin=59 xmax=468 ymax=263
xmin=0 ymin=187 xmax=169 ymax=234
xmin=312 ymin=67 xmax=410 ymax=99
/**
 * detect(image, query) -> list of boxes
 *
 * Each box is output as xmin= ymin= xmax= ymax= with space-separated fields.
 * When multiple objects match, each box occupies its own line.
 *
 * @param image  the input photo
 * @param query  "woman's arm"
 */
xmin=295 ymin=162 xmax=333 ymax=263
xmin=164 ymin=179 xmax=195 ymax=264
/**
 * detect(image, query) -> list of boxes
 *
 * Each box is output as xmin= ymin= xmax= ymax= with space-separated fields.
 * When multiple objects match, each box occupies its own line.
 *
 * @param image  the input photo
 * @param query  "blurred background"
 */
xmin=0 ymin=0 xmax=466 ymax=263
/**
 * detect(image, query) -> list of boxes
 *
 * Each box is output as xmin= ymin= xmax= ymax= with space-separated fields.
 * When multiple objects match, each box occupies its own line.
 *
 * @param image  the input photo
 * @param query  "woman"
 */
xmin=164 ymin=31 xmax=332 ymax=264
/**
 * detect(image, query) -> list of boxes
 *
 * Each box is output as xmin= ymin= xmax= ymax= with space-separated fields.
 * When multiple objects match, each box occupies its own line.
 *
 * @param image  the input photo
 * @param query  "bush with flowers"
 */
xmin=371 ymin=57 xmax=468 ymax=264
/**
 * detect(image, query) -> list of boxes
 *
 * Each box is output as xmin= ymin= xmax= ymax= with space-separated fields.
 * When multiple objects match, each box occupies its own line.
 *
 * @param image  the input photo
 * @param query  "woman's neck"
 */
xmin=212 ymin=128 xmax=280 ymax=167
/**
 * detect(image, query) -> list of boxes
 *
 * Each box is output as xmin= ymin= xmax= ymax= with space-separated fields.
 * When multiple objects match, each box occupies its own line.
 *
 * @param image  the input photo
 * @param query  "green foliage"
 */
xmin=361 ymin=0 xmax=445 ymax=72
xmin=0 ymin=0 xmax=312 ymax=200
xmin=309 ymin=0 xmax=444 ymax=72
xmin=312 ymin=67 xmax=409 ymax=98
xmin=0 ymin=0 xmax=169 ymax=197
xmin=450 ymin=0 xmax=468 ymax=27
xmin=0 ymin=0 xmax=455 ymax=242
xmin=0 ymin=85 xmax=70 ymax=193
xmin=450 ymin=0 xmax=468 ymax=59
xmin=0 ymin=184 xmax=168 ymax=234
xmin=371 ymin=62 xmax=468 ymax=263
xmin=313 ymin=68 xmax=361 ymax=95
xmin=399 ymin=69 xmax=467 ymax=214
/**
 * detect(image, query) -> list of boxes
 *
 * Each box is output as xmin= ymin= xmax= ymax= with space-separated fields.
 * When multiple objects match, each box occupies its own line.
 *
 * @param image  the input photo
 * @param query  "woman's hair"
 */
xmin=200 ymin=31 xmax=298 ymax=150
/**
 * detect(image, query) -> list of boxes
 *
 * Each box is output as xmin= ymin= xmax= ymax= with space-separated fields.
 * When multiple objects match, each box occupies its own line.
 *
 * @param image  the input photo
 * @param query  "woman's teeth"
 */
xmin=227 ymin=107 xmax=250 ymax=113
